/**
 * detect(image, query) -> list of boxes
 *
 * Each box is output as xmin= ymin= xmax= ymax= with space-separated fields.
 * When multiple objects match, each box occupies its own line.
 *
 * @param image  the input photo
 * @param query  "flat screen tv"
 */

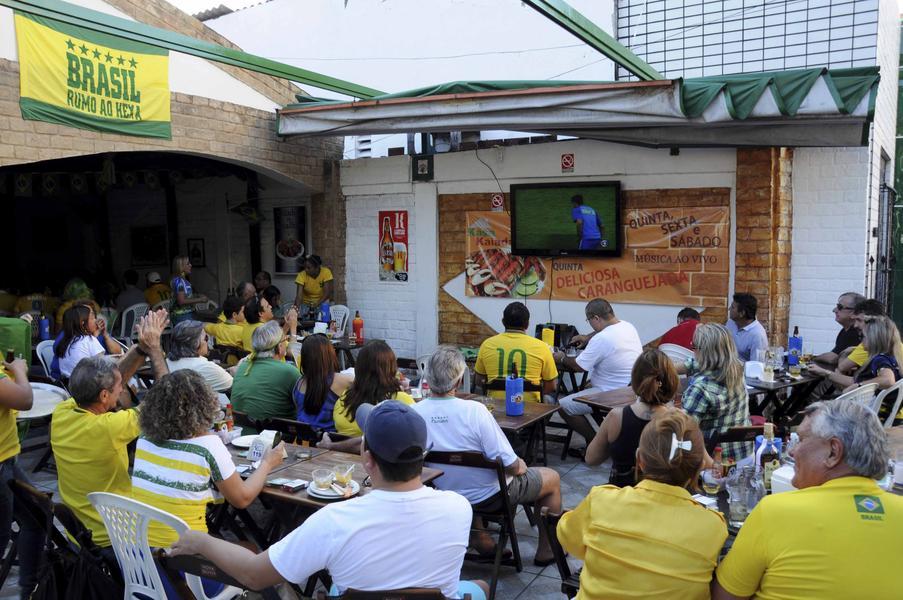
xmin=510 ymin=181 xmax=621 ymax=257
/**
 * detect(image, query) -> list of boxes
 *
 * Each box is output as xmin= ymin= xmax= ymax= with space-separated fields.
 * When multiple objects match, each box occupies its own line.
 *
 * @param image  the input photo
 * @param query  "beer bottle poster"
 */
xmin=378 ymin=210 xmax=409 ymax=282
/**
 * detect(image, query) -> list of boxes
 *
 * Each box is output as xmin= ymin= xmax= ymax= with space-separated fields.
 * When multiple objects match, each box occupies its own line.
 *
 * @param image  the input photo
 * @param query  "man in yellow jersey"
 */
xmin=0 ymin=356 xmax=41 ymax=598
xmin=205 ymin=295 xmax=246 ymax=349
xmin=474 ymin=302 xmax=558 ymax=402
xmin=712 ymin=399 xmax=902 ymax=600
xmin=51 ymin=310 xmax=169 ymax=551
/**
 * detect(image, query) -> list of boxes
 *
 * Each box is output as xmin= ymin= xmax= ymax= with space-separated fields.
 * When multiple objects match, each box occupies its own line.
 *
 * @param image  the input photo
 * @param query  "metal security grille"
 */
xmin=615 ymin=0 xmax=879 ymax=80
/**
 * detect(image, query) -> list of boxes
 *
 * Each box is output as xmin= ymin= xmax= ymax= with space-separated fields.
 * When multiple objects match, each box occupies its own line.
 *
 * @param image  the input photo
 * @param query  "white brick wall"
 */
xmin=789 ymin=147 xmax=870 ymax=350
xmin=344 ymin=193 xmax=419 ymax=359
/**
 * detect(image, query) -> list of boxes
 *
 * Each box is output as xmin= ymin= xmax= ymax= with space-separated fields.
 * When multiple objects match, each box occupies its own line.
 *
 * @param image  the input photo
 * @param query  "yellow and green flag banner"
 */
xmin=14 ymin=12 xmax=171 ymax=139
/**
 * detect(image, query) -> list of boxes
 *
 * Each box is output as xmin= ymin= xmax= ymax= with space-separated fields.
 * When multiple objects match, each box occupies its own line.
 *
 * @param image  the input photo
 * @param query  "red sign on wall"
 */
xmin=561 ymin=153 xmax=575 ymax=173
xmin=378 ymin=210 xmax=409 ymax=282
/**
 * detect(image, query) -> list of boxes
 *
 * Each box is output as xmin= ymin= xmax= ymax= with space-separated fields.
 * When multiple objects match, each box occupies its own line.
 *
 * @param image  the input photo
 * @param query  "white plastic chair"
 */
xmin=116 ymin=303 xmax=149 ymax=344
xmin=329 ymin=304 xmax=350 ymax=335
xmin=88 ymin=492 xmax=242 ymax=600
xmin=150 ymin=300 xmax=170 ymax=312
xmin=198 ymin=299 xmax=218 ymax=312
xmin=416 ymin=354 xmax=431 ymax=381
xmin=36 ymin=339 xmax=55 ymax=379
xmin=834 ymin=382 xmax=879 ymax=405
xmin=873 ymin=379 xmax=903 ymax=429
xmin=659 ymin=343 xmax=696 ymax=363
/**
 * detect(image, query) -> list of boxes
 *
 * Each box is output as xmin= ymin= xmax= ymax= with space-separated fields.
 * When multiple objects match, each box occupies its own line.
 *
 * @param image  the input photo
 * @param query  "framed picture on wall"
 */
xmin=412 ymin=154 xmax=434 ymax=181
xmin=131 ymin=226 xmax=168 ymax=266
xmin=187 ymin=238 xmax=206 ymax=267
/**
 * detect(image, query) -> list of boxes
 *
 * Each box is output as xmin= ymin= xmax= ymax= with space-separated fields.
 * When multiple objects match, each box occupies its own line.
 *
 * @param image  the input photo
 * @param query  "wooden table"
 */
xmin=572 ymin=386 xmax=638 ymax=414
xmin=746 ymin=371 xmax=824 ymax=422
xmin=455 ymin=393 xmax=559 ymax=464
xmin=226 ymin=441 xmax=328 ymax=475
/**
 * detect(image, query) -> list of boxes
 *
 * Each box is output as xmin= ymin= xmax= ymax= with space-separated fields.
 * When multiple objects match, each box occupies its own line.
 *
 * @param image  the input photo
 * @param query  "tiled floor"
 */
xmin=2 ymin=426 xmax=601 ymax=599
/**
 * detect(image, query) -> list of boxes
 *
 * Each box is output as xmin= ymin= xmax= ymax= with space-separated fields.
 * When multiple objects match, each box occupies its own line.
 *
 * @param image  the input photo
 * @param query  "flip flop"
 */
xmin=469 ymin=547 xmax=513 ymax=563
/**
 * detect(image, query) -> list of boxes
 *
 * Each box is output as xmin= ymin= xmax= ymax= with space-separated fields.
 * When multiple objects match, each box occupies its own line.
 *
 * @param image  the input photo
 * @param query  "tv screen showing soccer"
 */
xmin=510 ymin=181 xmax=621 ymax=257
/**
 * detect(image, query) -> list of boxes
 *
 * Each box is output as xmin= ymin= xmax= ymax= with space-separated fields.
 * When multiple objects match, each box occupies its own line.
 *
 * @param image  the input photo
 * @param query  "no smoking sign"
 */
xmin=561 ymin=153 xmax=575 ymax=172
xmin=490 ymin=193 xmax=504 ymax=211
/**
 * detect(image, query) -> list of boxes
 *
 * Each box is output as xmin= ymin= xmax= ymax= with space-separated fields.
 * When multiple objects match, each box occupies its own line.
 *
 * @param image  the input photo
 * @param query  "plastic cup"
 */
xmin=334 ymin=463 xmax=355 ymax=486
xmin=312 ymin=468 xmax=334 ymax=490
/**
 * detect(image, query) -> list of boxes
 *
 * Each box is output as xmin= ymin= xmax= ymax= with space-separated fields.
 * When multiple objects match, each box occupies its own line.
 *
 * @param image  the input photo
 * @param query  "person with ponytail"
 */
xmin=231 ymin=321 xmax=300 ymax=429
xmin=292 ymin=334 xmax=352 ymax=431
xmin=585 ymin=349 xmax=679 ymax=486
xmin=558 ymin=411 xmax=727 ymax=599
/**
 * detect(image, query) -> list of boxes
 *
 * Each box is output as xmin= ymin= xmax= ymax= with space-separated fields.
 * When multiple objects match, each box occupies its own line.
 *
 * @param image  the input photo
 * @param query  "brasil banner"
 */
xmin=464 ymin=206 xmax=730 ymax=306
xmin=15 ymin=12 xmax=171 ymax=139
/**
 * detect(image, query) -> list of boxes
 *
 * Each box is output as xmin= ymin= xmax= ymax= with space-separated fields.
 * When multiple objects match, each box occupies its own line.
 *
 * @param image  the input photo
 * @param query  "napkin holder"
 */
xmin=744 ymin=361 xmax=764 ymax=380
xmin=256 ymin=429 xmax=288 ymax=459
xmin=313 ymin=321 xmax=328 ymax=334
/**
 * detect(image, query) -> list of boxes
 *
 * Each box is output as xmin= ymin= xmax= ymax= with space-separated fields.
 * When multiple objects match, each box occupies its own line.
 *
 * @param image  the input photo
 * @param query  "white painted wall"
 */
xmin=342 ymin=140 xmax=737 ymax=359
xmin=0 ymin=2 xmax=280 ymax=112
xmin=788 ymin=0 xmax=899 ymax=351
xmin=203 ymin=0 xmax=616 ymax=158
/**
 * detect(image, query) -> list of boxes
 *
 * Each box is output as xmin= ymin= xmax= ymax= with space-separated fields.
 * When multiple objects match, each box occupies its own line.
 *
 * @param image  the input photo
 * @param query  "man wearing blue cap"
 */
xmin=171 ymin=401 xmax=487 ymax=599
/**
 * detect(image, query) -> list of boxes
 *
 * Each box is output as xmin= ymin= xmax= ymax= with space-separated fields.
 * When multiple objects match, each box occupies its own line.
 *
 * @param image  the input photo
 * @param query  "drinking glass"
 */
xmin=312 ymin=468 xmax=334 ymax=490
xmin=482 ymin=398 xmax=495 ymax=413
xmin=701 ymin=468 xmax=722 ymax=496
xmin=334 ymin=463 xmax=355 ymax=486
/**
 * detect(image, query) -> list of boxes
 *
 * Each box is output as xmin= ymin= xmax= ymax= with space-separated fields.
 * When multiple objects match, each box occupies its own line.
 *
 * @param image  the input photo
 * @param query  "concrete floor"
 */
xmin=2 ymin=422 xmax=600 ymax=599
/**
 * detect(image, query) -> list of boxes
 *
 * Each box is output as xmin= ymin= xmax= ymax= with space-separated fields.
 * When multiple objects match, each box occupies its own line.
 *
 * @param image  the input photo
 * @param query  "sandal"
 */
xmin=470 ymin=546 xmax=513 ymax=563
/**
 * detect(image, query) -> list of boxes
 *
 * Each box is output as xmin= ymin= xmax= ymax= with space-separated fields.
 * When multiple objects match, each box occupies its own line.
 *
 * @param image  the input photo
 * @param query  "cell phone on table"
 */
xmin=267 ymin=477 xmax=308 ymax=492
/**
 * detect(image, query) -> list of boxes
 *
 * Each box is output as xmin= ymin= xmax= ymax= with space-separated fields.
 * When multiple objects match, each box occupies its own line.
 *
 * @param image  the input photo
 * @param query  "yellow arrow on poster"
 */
xmin=14 ymin=11 xmax=171 ymax=138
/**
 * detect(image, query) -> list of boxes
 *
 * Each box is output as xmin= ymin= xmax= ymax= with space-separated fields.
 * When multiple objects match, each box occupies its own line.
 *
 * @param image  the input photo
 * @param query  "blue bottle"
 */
xmin=38 ymin=314 xmax=51 ymax=341
xmin=787 ymin=326 xmax=802 ymax=366
xmin=505 ymin=363 xmax=524 ymax=417
xmin=318 ymin=301 xmax=331 ymax=323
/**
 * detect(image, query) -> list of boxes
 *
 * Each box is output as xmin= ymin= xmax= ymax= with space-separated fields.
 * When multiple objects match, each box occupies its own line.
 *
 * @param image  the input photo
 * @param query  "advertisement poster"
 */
xmin=379 ymin=210 xmax=409 ymax=282
xmin=15 ymin=12 xmax=171 ymax=139
xmin=273 ymin=206 xmax=307 ymax=274
xmin=464 ymin=207 xmax=729 ymax=305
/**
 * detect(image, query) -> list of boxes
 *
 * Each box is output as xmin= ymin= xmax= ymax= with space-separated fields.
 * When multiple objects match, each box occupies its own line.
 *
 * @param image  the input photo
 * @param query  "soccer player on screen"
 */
xmin=571 ymin=195 xmax=604 ymax=249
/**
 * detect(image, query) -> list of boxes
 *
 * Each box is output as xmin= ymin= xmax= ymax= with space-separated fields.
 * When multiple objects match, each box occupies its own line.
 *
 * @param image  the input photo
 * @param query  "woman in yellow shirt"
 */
xmin=558 ymin=411 xmax=727 ymax=600
xmin=293 ymin=255 xmax=333 ymax=319
xmin=332 ymin=340 xmax=413 ymax=437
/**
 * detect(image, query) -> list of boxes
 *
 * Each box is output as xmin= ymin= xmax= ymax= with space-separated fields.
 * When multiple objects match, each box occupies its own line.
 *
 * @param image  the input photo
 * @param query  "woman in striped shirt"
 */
xmin=132 ymin=370 xmax=285 ymax=547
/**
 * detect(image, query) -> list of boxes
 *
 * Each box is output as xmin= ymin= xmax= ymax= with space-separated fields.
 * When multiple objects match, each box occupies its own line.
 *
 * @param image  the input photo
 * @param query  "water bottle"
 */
xmin=505 ymin=363 xmax=524 ymax=417
xmin=38 ymin=314 xmax=51 ymax=341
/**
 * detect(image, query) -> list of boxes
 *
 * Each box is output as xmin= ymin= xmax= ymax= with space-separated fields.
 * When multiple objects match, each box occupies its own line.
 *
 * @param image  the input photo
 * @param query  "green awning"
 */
xmin=278 ymin=67 xmax=880 ymax=148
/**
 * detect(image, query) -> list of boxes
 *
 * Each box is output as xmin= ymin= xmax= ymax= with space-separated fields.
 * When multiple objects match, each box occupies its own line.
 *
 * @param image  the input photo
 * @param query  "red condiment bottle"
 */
xmin=352 ymin=311 xmax=364 ymax=344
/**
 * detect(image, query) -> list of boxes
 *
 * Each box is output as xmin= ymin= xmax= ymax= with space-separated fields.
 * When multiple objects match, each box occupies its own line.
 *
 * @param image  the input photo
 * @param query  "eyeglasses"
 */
xmin=835 ymin=304 xmax=854 ymax=311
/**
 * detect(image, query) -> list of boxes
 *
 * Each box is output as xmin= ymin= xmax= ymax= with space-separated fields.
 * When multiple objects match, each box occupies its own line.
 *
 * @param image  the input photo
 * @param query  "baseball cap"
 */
xmin=357 ymin=401 xmax=429 ymax=463
xmin=146 ymin=272 xmax=162 ymax=283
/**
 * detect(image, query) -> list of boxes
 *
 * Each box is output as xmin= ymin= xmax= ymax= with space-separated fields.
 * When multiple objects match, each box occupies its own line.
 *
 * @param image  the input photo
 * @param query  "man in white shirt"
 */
xmin=725 ymin=292 xmax=769 ymax=362
xmin=171 ymin=401 xmax=487 ymax=600
xmin=553 ymin=298 xmax=643 ymax=450
xmin=413 ymin=346 xmax=561 ymax=566
xmin=165 ymin=321 xmax=233 ymax=392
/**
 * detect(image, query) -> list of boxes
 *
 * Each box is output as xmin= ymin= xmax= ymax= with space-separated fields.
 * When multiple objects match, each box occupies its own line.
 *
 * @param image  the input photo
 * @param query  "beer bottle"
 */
xmin=380 ymin=217 xmax=394 ymax=272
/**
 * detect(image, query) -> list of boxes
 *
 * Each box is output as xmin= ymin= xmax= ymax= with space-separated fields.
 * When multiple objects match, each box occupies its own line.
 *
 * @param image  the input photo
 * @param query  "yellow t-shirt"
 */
xmin=558 ymin=480 xmax=727 ymax=599
xmin=144 ymin=283 xmax=172 ymax=307
xmin=204 ymin=321 xmax=244 ymax=349
xmin=0 ymin=366 xmax=20 ymax=463
xmin=51 ymin=399 xmax=139 ymax=547
xmin=848 ymin=342 xmax=903 ymax=367
xmin=333 ymin=391 xmax=415 ymax=437
xmin=295 ymin=266 xmax=333 ymax=307
xmin=716 ymin=476 xmax=903 ymax=600
xmin=14 ymin=293 xmax=59 ymax=317
xmin=474 ymin=331 xmax=558 ymax=402
xmin=241 ymin=321 xmax=264 ymax=353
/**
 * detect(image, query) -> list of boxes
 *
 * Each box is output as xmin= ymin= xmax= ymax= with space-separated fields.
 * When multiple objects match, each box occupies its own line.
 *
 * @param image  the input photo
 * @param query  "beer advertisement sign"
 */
xmin=464 ymin=205 xmax=729 ymax=306
xmin=14 ymin=12 xmax=171 ymax=139
xmin=379 ymin=210 xmax=408 ymax=282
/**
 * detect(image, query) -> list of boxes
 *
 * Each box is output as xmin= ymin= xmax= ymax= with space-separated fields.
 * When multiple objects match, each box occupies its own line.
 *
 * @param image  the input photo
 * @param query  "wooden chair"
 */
xmin=265 ymin=416 xmax=322 ymax=445
xmin=232 ymin=410 xmax=266 ymax=434
xmin=482 ymin=378 xmax=555 ymax=464
xmin=425 ymin=451 xmax=522 ymax=600
xmin=706 ymin=425 xmax=764 ymax=455
xmin=539 ymin=507 xmax=579 ymax=598
xmin=316 ymin=589 xmax=470 ymax=600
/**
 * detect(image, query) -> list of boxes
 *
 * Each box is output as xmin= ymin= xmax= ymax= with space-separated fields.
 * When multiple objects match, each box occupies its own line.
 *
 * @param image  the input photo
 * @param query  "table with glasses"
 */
xmin=746 ymin=369 xmax=824 ymax=422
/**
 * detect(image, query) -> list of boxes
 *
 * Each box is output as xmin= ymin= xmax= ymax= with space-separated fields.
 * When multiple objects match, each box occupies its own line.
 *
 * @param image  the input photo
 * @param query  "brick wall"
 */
xmin=734 ymin=148 xmax=793 ymax=346
xmin=310 ymin=161 xmax=347 ymax=305
xmin=438 ymin=188 xmax=732 ymax=348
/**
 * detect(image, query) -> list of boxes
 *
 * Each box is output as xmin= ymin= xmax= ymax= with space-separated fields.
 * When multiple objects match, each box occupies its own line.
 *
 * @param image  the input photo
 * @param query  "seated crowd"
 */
xmin=0 ymin=284 xmax=900 ymax=600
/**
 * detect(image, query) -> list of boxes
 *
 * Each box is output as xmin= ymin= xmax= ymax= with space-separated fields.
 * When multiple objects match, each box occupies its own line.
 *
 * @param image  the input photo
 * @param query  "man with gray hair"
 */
xmin=552 ymin=298 xmax=642 ymax=452
xmin=166 ymin=320 xmax=233 ymax=392
xmin=712 ymin=399 xmax=901 ymax=600
xmin=231 ymin=320 xmax=300 ymax=425
xmin=413 ymin=346 xmax=562 ymax=566
xmin=51 ymin=309 xmax=169 ymax=550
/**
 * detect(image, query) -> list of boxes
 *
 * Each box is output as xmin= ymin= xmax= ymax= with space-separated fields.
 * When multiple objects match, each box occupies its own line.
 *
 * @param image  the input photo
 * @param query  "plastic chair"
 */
xmin=88 ymin=492 xmax=242 ymax=600
xmin=151 ymin=300 xmax=170 ymax=312
xmin=36 ymin=339 xmax=55 ymax=379
xmin=198 ymin=299 xmax=219 ymax=312
xmin=416 ymin=355 xmax=431 ymax=381
xmin=873 ymin=379 xmax=903 ymax=428
xmin=659 ymin=343 xmax=695 ymax=363
xmin=329 ymin=305 xmax=350 ymax=335
xmin=116 ymin=303 xmax=149 ymax=344
xmin=834 ymin=382 xmax=879 ymax=405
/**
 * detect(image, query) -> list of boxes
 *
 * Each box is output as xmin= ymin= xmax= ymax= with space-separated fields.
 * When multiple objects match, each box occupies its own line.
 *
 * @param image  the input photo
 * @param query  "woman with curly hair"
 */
xmin=333 ymin=340 xmax=413 ymax=437
xmin=132 ymin=370 xmax=284 ymax=548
